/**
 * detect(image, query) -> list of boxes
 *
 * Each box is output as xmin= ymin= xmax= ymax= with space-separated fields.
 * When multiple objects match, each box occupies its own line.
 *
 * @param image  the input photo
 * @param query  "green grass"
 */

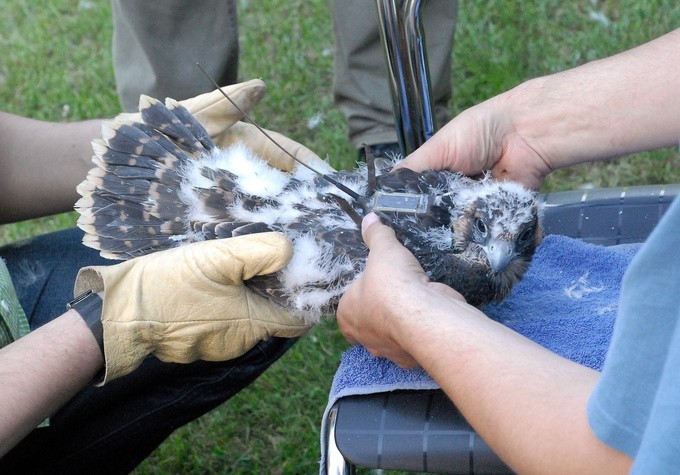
xmin=2 ymin=0 xmax=680 ymax=473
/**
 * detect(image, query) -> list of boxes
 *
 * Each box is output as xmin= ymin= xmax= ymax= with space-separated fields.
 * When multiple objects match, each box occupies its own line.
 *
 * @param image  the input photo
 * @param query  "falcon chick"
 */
xmin=75 ymin=96 xmax=543 ymax=325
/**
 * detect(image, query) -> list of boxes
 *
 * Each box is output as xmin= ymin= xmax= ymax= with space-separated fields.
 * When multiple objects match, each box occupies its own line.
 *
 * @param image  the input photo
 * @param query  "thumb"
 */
xmin=360 ymin=213 xmax=429 ymax=279
xmin=396 ymin=143 xmax=435 ymax=172
xmin=395 ymin=131 xmax=451 ymax=172
xmin=395 ymin=116 xmax=480 ymax=175
xmin=186 ymin=79 xmax=266 ymax=118
xmin=183 ymin=233 xmax=294 ymax=285
xmin=361 ymin=212 xmax=398 ymax=249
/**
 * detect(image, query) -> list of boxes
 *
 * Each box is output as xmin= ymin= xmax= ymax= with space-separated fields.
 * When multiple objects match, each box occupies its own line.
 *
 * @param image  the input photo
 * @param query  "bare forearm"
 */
xmin=0 ymin=311 xmax=103 ymax=456
xmin=337 ymin=218 xmax=634 ymax=472
xmin=0 ymin=112 xmax=102 ymax=223
xmin=500 ymin=28 xmax=680 ymax=170
xmin=395 ymin=294 xmax=632 ymax=474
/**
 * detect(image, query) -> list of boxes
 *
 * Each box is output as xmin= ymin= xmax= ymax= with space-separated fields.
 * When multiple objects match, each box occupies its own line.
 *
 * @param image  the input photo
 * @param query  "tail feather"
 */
xmin=165 ymin=97 xmax=215 ymax=150
xmin=139 ymin=95 xmax=212 ymax=153
xmin=131 ymin=122 xmax=195 ymax=164
xmin=80 ymin=203 xmax=165 ymax=231
xmin=82 ymin=233 xmax=176 ymax=260
xmin=231 ymin=222 xmax=276 ymax=236
xmin=83 ymin=167 xmax=151 ymax=198
xmin=102 ymin=122 xmax=176 ymax=160
xmin=92 ymin=140 xmax=164 ymax=170
xmin=96 ymin=162 xmax=160 ymax=181
xmin=214 ymin=221 xmax=251 ymax=238
xmin=147 ymin=192 xmax=188 ymax=222
xmin=191 ymin=221 xmax=255 ymax=240
xmin=195 ymin=188 xmax=237 ymax=220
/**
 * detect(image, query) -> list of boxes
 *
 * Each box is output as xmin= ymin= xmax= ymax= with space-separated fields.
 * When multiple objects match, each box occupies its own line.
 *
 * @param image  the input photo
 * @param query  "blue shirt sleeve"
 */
xmin=588 ymin=196 xmax=680 ymax=472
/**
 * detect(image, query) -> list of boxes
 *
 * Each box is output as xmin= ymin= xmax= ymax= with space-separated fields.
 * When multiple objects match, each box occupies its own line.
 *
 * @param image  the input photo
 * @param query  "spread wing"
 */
xmin=75 ymin=94 xmax=543 ymax=323
xmin=75 ymin=96 xmax=370 ymax=322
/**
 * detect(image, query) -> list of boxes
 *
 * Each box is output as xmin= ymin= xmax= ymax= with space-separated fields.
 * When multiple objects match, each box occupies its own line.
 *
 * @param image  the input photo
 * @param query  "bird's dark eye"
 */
xmin=518 ymin=227 xmax=534 ymax=244
xmin=475 ymin=217 xmax=487 ymax=236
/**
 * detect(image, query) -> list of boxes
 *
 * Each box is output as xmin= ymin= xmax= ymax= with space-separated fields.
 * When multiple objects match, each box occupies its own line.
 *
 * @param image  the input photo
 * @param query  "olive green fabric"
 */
xmin=0 ymin=258 xmax=30 ymax=349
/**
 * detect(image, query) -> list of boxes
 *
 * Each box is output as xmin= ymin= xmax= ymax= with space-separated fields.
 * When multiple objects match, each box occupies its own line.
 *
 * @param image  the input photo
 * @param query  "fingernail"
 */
xmin=361 ymin=212 xmax=379 ymax=233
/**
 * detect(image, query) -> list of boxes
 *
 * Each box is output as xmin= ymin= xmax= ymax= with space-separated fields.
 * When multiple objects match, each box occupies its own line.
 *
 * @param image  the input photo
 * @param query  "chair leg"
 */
xmin=375 ymin=0 xmax=435 ymax=155
xmin=324 ymin=406 xmax=355 ymax=475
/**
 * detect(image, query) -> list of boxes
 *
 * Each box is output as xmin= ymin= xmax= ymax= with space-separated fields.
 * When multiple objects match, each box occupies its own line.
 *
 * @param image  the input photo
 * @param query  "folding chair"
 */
xmin=323 ymin=1 xmax=680 ymax=473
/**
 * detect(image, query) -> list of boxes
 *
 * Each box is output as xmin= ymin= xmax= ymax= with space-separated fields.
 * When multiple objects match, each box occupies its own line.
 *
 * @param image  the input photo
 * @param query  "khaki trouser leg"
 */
xmin=112 ymin=1 xmax=456 ymax=147
xmin=112 ymin=0 xmax=239 ymax=112
xmin=332 ymin=0 xmax=457 ymax=148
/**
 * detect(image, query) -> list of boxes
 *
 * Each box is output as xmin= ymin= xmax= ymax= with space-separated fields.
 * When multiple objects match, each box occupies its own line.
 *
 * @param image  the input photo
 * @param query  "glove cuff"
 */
xmin=75 ymin=265 xmax=153 ymax=385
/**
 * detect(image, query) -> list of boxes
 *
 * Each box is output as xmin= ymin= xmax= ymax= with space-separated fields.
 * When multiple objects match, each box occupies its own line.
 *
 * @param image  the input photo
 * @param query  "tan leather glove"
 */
xmin=74 ymin=232 xmax=310 ymax=384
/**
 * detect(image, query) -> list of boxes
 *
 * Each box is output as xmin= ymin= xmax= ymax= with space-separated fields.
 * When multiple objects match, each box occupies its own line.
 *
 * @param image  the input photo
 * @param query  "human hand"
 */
xmin=337 ymin=213 xmax=465 ymax=368
xmin=74 ymin=232 xmax=311 ymax=384
xmin=398 ymin=93 xmax=553 ymax=190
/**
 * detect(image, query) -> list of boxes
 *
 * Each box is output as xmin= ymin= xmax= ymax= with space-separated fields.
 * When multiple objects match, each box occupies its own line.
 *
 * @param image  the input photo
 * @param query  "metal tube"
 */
xmin=376 ymin=0 xmax=435 ymax=155
xmin=324 ymin=406 xmax=354 ymax=475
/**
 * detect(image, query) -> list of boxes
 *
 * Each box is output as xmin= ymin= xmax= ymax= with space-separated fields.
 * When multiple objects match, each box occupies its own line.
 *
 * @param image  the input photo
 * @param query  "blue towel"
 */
xmin=320 ymin=234 xmax=638 ymax=471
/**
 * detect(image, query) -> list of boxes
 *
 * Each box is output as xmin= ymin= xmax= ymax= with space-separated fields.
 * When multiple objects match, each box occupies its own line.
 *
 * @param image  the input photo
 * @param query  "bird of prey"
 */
xmin=75 ymin=95 xmax=543 ymax=325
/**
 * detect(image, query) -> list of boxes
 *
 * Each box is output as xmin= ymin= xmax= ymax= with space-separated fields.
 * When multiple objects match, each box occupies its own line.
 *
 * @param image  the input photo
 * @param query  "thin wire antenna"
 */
xmin=196 ymin=63 xmax=363 ymax=202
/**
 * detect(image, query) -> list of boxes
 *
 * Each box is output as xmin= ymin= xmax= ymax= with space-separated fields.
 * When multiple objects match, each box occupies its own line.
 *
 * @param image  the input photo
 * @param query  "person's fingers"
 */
xmin=360 ymin=211 xmax=395 ymax=244
xmin=397 ymin=133 xmax=453 ymax=172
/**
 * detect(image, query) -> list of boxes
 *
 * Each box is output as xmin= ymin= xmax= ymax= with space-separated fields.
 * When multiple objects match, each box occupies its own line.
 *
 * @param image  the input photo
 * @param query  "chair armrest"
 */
xmin=542 ymin=184 xmax=680 ymax=245
xmin=329 ymin=390 xmax=512 ymax=473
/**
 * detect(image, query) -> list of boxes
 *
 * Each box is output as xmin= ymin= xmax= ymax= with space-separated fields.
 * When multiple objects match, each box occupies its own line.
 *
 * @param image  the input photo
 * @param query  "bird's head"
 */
xmin=369 ymin=167 xmax=543 ymax=305
xmin=452 ymin=178 xmax=543 ymax=290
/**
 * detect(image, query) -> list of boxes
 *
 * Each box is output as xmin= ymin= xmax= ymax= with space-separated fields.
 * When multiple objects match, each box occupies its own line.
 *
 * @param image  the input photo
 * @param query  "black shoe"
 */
xmin=357 ymin=142 xmax=402 ymax=162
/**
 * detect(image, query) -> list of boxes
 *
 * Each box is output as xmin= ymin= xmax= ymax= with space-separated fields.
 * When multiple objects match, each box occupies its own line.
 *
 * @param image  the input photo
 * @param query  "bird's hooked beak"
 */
xmin=483 ymin=239 xmax=516 ymax=274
